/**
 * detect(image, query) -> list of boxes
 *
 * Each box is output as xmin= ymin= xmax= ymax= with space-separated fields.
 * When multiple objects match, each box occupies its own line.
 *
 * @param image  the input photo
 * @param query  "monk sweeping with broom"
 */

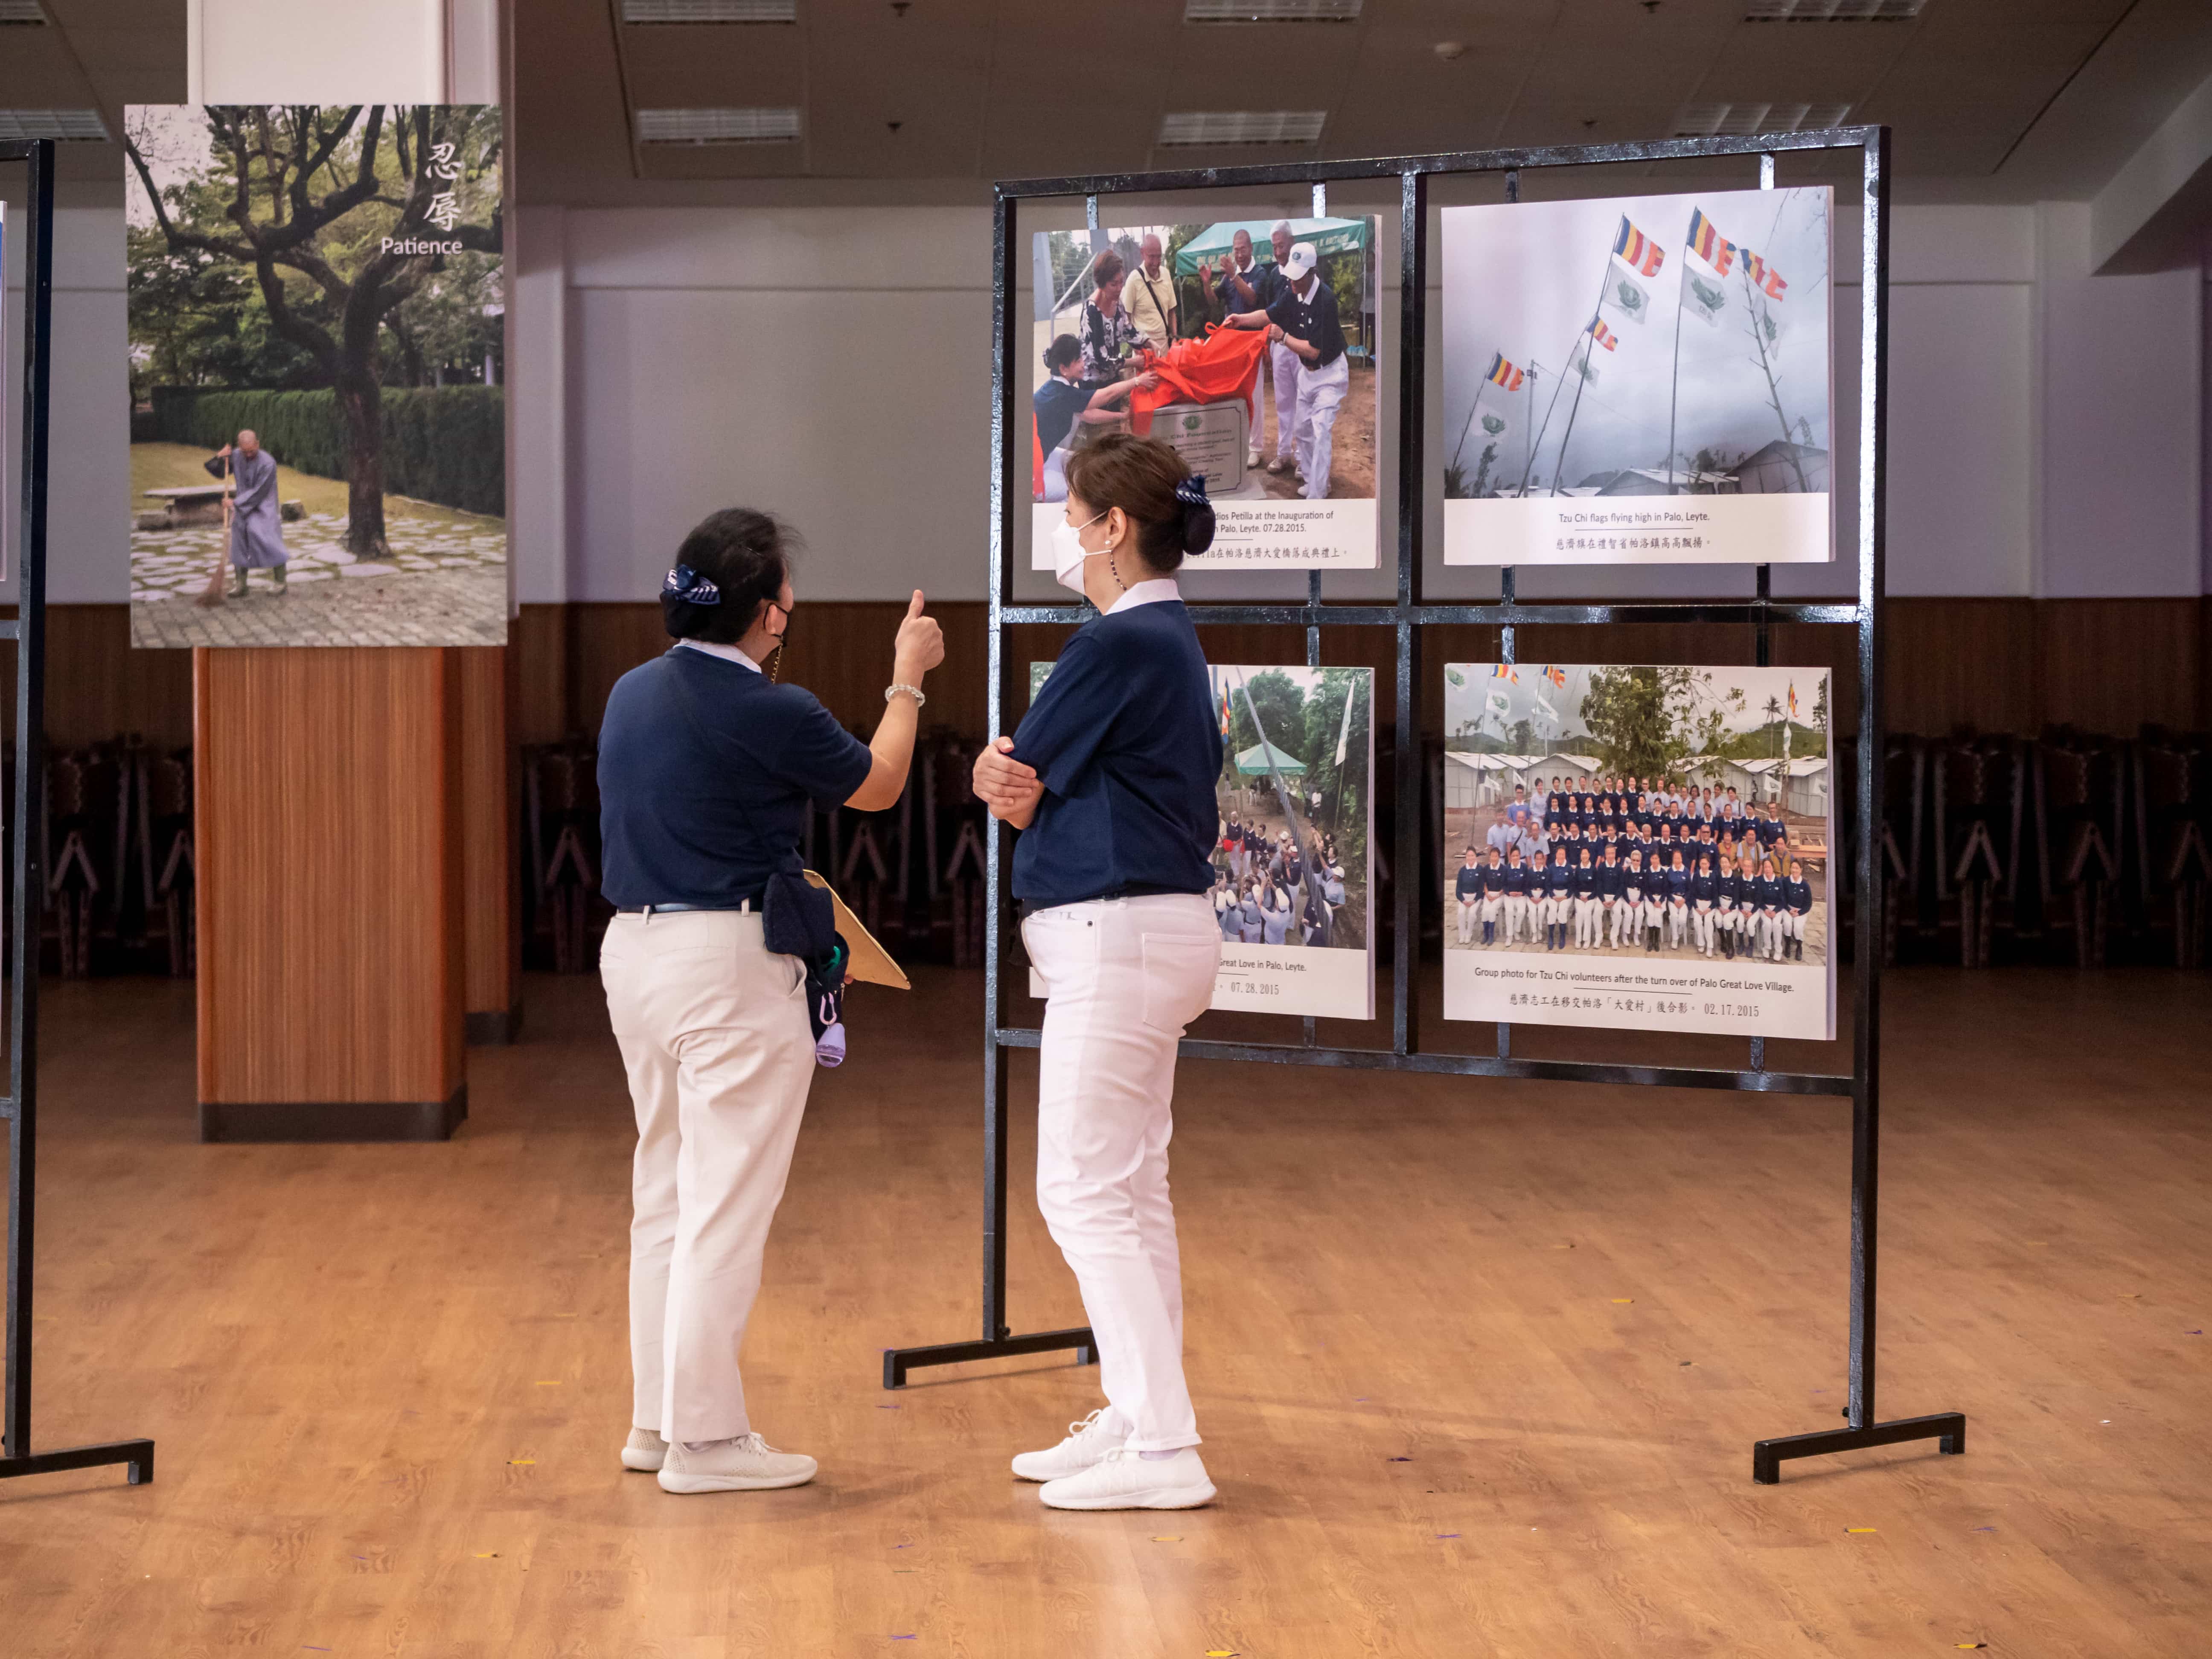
xmin=194 ymin=429 xmax=288 ymax=607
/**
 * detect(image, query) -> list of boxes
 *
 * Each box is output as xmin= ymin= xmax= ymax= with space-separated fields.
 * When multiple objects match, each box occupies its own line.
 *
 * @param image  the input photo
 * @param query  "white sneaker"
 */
xmin=1011 ymin=1407 xmax=1126 ymax=1483
xmin=1246 ymin=447 xmax=1263 ymax=468
xmin=1038 ymin=1446 xmax=1216 ymax=1511
xmin=621 ymin=1427 xmax=667 ymax=1472
xmin=656 ymin=1432 xmax=817 ymax=1494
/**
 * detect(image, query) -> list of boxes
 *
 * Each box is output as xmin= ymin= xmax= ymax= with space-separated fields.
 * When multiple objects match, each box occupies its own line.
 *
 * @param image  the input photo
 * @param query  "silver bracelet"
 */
xmin=885 ymin=682 xmax=927 ymax=707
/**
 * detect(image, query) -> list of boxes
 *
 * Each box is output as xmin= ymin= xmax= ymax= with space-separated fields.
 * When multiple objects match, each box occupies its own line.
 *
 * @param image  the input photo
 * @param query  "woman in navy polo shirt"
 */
xmin=596 ymin=508 xmax=943 ymax=1497
xmin=970 ymin=433 xmax=1224 ymax=1513
xmin=1034 ymin=335 xmax=1157 ymax=504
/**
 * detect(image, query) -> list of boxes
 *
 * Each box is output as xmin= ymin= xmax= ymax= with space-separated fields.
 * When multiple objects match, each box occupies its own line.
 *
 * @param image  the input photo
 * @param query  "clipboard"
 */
xmin=801 ymin=870 xmax=909 ymax=990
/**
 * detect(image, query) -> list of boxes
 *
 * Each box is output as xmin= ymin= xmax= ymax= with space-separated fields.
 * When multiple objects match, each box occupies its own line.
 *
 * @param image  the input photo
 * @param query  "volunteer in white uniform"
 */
xmin=597 ymin=509 xmax=944 ymax=1494
xmin=972 ymin=434 xmax=1225 ymax=1513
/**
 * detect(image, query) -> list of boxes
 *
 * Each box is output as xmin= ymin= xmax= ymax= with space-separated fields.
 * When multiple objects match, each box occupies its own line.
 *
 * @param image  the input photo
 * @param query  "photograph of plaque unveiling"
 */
xmin=1028 ymin=216 xmax=1380 ymax=570
xmin=1025 ymin=661 xmax=1374 ymax=1019
xmin=124 ymin=104 xmax=507 ymax=649
xmin=1440 ymin=186 xmax=1832 ymax=568
xmin=1440 ymin=662 xmax=1835 ymax=1041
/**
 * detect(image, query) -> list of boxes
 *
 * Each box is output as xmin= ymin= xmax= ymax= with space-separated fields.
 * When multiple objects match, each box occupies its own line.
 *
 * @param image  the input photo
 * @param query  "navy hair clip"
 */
xmin=664 ymin=564 xmax=721 ymax=605
xmin=1175 ymin=474 xmax=1209 ymax=509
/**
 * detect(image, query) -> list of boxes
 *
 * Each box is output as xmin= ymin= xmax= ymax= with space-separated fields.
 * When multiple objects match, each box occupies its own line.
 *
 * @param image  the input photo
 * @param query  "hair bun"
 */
xmin=1175 ymin=473 xmax=1216 ymax=556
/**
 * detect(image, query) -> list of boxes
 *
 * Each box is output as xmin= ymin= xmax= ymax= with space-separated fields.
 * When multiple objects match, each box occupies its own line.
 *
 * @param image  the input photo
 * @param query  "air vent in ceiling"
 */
xmin=1746 ymin=0 xmax=1922 ymax=18
xmin=622 ymin=0 xmax=796 ymax=20
xmin=1674 ymin=102 xmax=1853 ymax=137
xmin=0 ymin=108 xmax=109 ymax=140
xmin=1158 ymin=109 xmax=1327 ymax=147
xmin=635 ymin=107 xmax=802 ymax=145
xmin=0 ymin=1 xmax=49 ymax=24
xmin=1185 ymin=0 xmax=1362 ymax=21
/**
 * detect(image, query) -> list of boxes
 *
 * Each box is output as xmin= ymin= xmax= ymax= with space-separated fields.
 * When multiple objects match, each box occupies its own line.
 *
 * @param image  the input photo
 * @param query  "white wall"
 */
xmin=525 ymin=197 xmax=2202 ymax=606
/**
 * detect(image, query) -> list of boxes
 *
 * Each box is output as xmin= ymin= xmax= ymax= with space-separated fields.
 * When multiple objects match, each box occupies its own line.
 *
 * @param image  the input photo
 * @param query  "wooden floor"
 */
xmin=5 ymin=965 xmax=2210 ymax=1657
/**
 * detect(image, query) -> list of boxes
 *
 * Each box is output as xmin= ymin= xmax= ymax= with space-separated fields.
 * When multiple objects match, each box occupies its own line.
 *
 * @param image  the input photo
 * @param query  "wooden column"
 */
xmin=459 ymin=646 xmax=520 ymax=1043
xmin=195 ymin=648 xmax=466 ymax=1141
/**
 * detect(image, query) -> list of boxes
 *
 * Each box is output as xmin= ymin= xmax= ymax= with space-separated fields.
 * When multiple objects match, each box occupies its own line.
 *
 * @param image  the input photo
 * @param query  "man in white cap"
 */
xmin=1225 ymin=240 xmax=1348 ymax=501
xmin=1200 ymin=220 xmax=1298 ymax=474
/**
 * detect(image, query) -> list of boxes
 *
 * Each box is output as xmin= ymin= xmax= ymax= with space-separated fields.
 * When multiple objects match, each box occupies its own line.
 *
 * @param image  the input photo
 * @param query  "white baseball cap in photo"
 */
xmin=1285 ymin=242 xmax=1319 ymax=281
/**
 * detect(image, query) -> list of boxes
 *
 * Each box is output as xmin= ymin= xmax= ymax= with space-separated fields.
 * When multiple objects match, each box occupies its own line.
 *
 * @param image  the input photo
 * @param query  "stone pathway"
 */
xmin=132 ymin=565 xmax=508 ymax=649
xmin=130 ymin=512 xmax=508 ymax=648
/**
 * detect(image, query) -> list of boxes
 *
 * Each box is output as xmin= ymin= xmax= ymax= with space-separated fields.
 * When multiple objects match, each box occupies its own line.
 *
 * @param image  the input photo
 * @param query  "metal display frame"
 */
xmin=0 ymin=140 xmax=156 ymax=1490
xmin=885 ymin=128 xmax=1965 ymax=1485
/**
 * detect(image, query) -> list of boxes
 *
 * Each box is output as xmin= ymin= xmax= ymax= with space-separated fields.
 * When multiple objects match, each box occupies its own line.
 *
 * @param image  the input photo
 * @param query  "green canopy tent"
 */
xmin=1173 ymin=217 xmax=1374 ymax=358
xmin=1233 ymin=739 xmax=1308 ymax=777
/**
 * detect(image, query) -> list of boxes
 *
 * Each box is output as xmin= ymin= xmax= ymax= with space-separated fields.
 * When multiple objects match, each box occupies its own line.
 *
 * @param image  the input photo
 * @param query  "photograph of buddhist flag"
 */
xmin=1440 ymin=186 xmax=1832 ymax=568
xmin=1028 ymin=216 xmax=1381 ymax=570
xmin=1440 ymin=662 xmax=1836 ymax=1041
xmin=125 ymin=105 xmax=506 ymax=648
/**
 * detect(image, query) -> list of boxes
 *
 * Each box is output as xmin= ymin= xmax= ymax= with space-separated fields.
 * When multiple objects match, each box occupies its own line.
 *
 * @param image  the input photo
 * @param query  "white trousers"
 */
xmin=1294 ymin=354 xmax=1350 ymax=501
xmin=1612 ymin=898 xmax=1637 ymax=946
xmin=600 ymin=909 xmax=816 ymax=1444
xmin=1266 ymin=340 xmax=1302 ymax=460
xmin=1574 ymin=895 xmax=1601 ymax=947
xmin=1668 ymin=901 xmax=1689 ymax=949
xmin=1503 ymin=894 xmax=1530 ymax=943
xmin=1024 ymin=894 xmax=1220 ymax=1452
xmin=1456 ymin=898 xmax=1479 ymax=942
xmin=1042 ymin=444 xmax=1072 ymax=504
xmin=1693 ymin=901 xmax=1714 ymax=953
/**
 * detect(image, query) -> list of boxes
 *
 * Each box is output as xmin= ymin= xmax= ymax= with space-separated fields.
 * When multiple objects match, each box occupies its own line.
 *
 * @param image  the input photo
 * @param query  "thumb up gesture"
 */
xmin=893 ymin=588 xmax=944 ymax=683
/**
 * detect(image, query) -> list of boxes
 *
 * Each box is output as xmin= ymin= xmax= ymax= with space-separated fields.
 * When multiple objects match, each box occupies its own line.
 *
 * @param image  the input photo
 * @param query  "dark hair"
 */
xmin=1043 ymin=334 xmax=1083 ymax=375
xmin=1092 ymin=249 xmax=1125 ymax=288
xmin=1063 ymin=433 xmax=1215 ymax=572
xmin=662 ymin=508 xmax=796 ymax=643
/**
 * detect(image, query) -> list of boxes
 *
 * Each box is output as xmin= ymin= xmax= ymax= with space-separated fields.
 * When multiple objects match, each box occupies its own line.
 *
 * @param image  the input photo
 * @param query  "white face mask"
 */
xmin=1051 ymin=509 xmax=1105 ymax=595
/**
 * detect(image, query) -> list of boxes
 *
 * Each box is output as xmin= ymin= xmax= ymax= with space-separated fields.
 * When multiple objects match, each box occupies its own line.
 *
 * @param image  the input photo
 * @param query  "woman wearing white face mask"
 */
xmin=971 ymin=433 xmax=1224 ymax=1512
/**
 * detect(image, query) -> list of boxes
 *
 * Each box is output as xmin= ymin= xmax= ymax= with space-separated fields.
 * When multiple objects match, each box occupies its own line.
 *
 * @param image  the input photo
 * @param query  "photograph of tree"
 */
xmin=1441 ymin=663 xmax=1835 ymax=1041
xmin=125 ymin=104 xmax=506 ymax=648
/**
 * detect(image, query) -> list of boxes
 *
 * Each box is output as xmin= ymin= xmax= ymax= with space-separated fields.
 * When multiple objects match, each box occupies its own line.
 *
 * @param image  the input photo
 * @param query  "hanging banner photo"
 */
xmin=1441 ymin=662 xmax=1836 ymax=1042
xmin=1028 ymin=217 xmax=1381 ymax=570
xmin=125 ymin=105 xmax=507 ymax=648
xmin=1026 ymin=661 xmax=1375 ymax=1019
xmin=1439 ymin=186 xmax=1833 ymax=567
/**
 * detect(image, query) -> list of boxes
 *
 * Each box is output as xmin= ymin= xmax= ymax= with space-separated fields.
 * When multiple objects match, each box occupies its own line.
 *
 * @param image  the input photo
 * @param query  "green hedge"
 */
xmin=149 ymin=386 xmax=505 ymax=518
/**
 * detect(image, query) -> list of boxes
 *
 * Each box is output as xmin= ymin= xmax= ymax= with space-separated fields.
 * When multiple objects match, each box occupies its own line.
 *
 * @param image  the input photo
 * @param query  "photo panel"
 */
xmin=125 ymin=104 xmax=506 ymax=648
xmin=1026 ymin=661 xmax=1375 ymax=1021
xmin=1441 ymin=663 xmax=1836 ymax=1041
xmin=1028 ymin=217 xmax=1382 ymax=572
xmin=1440 ymin=187 xmax=1833 ymax=568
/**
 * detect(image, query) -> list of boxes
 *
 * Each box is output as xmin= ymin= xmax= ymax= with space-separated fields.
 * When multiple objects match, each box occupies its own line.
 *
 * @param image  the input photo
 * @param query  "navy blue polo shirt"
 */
xmin=598 ymin=645 xmax=873 ymax=909
xmin=1010 ymin=594 xmax=1221 ymax=908
xmin=1034 ymin=376 xmax=1090 ymax=456
xmin=1786 ymin=877 xmax=1814 ymax=914
xmin=1455 ymin=863 xmax=1485 ymax=900
xmin=1268 ymin=275 xmax=1347 ymax=368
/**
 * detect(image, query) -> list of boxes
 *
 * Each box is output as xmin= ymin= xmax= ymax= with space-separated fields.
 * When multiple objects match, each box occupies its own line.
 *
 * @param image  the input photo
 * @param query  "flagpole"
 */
xmin=1665 ymin=209 xmax=1694 ymax=496
xmin=1448 ymin=377 xmax=1489 ymax=480
xmin=1547 ymin=244 xmax=1620 ymax=498
xmin=1512 ymin=347 xmax=1574 ymax=498
xmin=1741 ymin=263 xmax=1811 ymax=493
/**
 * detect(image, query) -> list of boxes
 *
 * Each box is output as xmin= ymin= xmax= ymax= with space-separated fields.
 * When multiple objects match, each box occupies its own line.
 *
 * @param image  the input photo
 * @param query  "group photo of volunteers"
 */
xmin=1447 ymin=774 xmax=1822 ymax=963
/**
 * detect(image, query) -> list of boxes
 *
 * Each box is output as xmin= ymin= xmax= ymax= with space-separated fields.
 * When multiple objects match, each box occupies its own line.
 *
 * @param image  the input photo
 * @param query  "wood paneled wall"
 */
xmin=196 ymin=648 xmax=465 ymax=1138
xmin=457 ymin=646 xmax=518 ymax=1039
xmin=504 ymin=597 xmax=2209 ymax=751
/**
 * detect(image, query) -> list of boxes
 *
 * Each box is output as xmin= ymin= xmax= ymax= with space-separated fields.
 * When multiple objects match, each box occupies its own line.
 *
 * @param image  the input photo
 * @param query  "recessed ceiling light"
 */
xmin=622 ymin=0 xmax=796 ymax=19
xmin=1158 ymin=110 xmax=1327 ymax=147
xmin=1745 ymin=0 xmax=1922 ymax=18
xmin=0 ymin=1 xmax=49 ymax=24
xmin=634 ymin=106 xmax=801 ymax=145
xmin=1674 ymin=102 xmax=1852 ymax=137
xmin=0 ymin=108 xmax=108 ymax=140
xmin=1184 ymin=0 xmax=1361 ymax=20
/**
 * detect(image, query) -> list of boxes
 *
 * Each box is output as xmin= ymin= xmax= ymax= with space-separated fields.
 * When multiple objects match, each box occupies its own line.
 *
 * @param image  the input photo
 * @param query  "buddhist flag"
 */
xmin=1589 ymin=316 xmax=1618 ymax=353
xmin=1492 ymin=664 xmax=1519 ymax=684
xmin=1686 ymin=207 xmax=1736 ymax=277
xmin=1543 ymin=664 xmax=1566 ymax=688
xmin=1741 ymin=248 xmax=1789 ymax=300
xmin=1486 ymin=351 xmax=1525 ymax=392
xmin=1787 ymin=683 xmax=1799 ymax=719
xmin=1219 ymin=683 xmax=1233 ymax=737
xmin=1612 ymin=216 xmax=1665 ymax=279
